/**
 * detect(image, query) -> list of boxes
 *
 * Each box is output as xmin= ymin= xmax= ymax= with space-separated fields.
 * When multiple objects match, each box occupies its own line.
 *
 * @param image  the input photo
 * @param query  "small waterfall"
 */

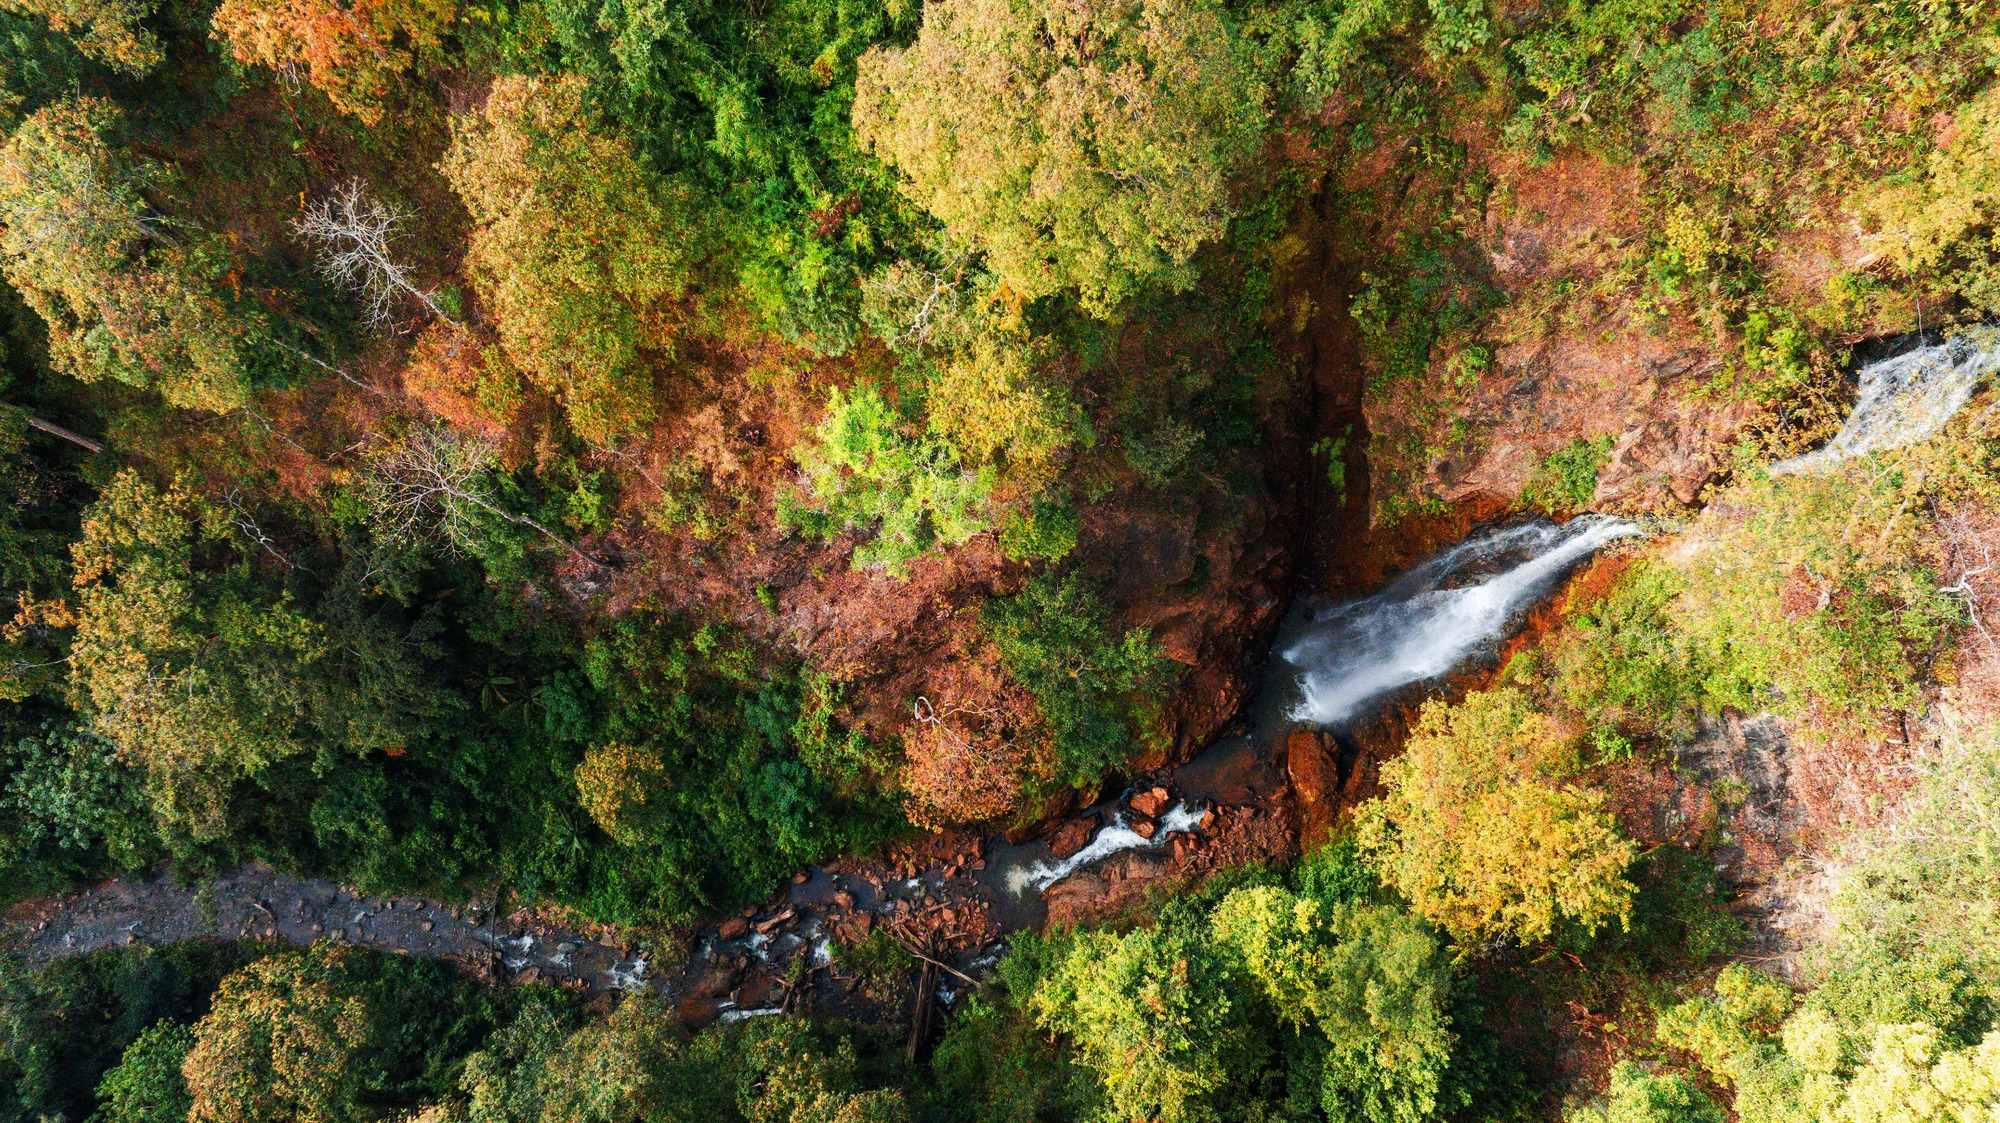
xmin=1283 ymin=516 xmax=1641 ymax=725
xmin=1773 ymin=330 xmax=2000 ymax=475
xmin=1002 ymin=802 xmax=1206 ymax=894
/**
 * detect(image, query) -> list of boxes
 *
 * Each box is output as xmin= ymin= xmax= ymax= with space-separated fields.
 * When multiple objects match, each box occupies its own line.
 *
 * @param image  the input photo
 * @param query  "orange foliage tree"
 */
xmin=210 ymin=0 xmax=453 ymax=123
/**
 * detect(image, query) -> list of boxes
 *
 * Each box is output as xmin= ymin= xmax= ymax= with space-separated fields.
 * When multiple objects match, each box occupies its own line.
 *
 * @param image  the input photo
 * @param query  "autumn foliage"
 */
xmin=210 ymin=0 xmax=453 ymax=123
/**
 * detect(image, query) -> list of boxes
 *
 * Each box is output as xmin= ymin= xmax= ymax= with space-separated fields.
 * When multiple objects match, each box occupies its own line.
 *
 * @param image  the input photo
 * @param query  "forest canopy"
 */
xmin=1 ymin=0 xmax=1999 ymax=1114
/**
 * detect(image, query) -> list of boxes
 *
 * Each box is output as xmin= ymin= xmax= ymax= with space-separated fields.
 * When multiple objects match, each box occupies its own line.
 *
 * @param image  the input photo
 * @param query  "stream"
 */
xmin=979 ymin=514 xmax=1642 ymax=914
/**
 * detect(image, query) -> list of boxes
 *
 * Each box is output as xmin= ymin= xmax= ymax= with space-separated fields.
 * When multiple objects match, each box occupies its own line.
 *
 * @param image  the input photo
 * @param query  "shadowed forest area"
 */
xmin=1 ymin=0 xmax=2000 ymax=1115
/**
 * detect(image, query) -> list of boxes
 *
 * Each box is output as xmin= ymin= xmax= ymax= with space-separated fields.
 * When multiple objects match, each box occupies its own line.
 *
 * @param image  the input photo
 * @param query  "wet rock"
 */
xmin=733 ymin=974 xmax=786 ymax=1006
xmin=1286 ymin=728 xmax=1338 ymax=851
xmin=1047 ymin=817 xmax=1096 ymax=861
xmin=753 ymin=908 xmax=794 ymax=933
xmin=1131 ymin=818 xmax=1157 ymax=840
xmin=717 ymin=917 xmax=750 ymax=939
xmin=692 ymin=967 xmax=741 ymax=1000
xmin=676 ymin=996 xmax=726 ymax=1026
xmin=1129 ymin=786 xmax=1172 ymax=818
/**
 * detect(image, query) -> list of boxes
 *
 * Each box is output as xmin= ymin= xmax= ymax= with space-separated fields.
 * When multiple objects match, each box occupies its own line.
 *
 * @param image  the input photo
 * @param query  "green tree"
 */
xmin=65 ymin=471 xmax=444 ymax=858
xmin=1566 ymin=1063 xmax=1724 ymax=1123
xmin=538 ymin=0 xmax=923 ymax=349
xmin=67 ymin=471 xmax=323 ymax=846
xmin=1031 ymin=924 xmax=1247 ymax=1123
xmin=183 ymin=945 xmax=492 ymax=1123
xmin=1210 ymin=886 xmax=1454 ymax=1123
xmin=0 ymin=99 xmax=259 ymax=412
xmin=94 ymin=1021 xmax=196 ymax=1123
xmin=0 ymin=0 xmax=159 ymax=71
xmin=0 ymin=722 xmax=155 ymax=893
xmin=442 ymin=73 xmax=692 ymax=444
xmin=0 ymin=941 xmax=255 ymax=1123
xmin=853 ymin=0 xmax=1269 ymax=314
xmin=980 ymin=572 xmax=1171 ymax=789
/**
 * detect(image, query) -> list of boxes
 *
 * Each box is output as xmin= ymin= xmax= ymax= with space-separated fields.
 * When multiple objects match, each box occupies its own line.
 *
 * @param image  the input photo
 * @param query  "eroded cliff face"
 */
xmin=1358 ymin=150 xmax=1874 ymax=526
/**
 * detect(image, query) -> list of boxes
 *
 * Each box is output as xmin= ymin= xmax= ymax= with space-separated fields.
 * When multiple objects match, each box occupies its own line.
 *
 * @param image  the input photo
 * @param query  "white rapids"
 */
xmin=1004 ymin=802 xmax=1206 ymax=894
xmin=1283 ymin=516 xmax=1641 ymax=725
xmin=1773 ymin=330 xmax=2000 ymax=475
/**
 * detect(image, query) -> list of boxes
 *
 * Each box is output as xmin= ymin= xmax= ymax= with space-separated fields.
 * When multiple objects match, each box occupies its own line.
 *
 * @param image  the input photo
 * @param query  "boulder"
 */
xmin=1048 ymin=816 xmax=1097 ymax=860
xmin=1129 ymin=785 xmax=1172 ymax=818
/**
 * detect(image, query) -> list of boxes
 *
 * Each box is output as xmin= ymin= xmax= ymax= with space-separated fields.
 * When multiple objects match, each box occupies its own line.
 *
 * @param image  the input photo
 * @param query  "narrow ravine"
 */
xmin=19 ymin=328 xmax=1985 ymax=1018
xmin=3 ymin=513 xmax=1649 ymax=1017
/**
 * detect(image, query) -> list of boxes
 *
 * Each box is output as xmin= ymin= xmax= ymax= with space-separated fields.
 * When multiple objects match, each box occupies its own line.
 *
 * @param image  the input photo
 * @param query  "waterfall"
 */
xmin=1773 ymin=330 xmax=2000 ymax=475
xmin=1283 ymin=516 xmax=1641 ymax=725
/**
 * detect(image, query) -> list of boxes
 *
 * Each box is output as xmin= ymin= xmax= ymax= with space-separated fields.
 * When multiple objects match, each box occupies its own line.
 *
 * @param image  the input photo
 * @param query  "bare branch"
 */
xmin=366 ymin=425 xmax=590 ymax=562
xmin=11 ymin=410 xmax=106 ymax=452
xmin=295 ymin=179 xmax=460 ymax=330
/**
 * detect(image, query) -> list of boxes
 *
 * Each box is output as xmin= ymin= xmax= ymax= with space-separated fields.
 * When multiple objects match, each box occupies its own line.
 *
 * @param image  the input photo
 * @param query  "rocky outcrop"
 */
xmin=1285 ymin=729 xmax=1340 ymax=851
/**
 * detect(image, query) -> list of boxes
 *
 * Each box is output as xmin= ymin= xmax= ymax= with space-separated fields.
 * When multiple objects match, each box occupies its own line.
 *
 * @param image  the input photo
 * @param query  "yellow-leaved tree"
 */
xmin=210 ymin=0 xmax=454 ymax=124
xmin=1359 ymin=688 xmax=1637 ymax=947
xmin=1861 ymin=87 xmax=2000 ymax=314
xmin=0 ymin=98 xmax=258 ymax=412
xmin=0 ymin=0 xmax=162 ymax=72
xmin=441 ymin=74 xmax=693 ymax=444
xmin=853 ymin=0 xmax=1268 ymax=315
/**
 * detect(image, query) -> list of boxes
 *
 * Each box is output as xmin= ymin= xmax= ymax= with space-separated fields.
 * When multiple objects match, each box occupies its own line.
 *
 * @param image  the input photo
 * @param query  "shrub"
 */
xmin=1523 ymin=435 xmax=1613 ymax=515
xmin=1566 ymin=1062 xmax=1724 ymax=1123
xmin=780 ymin=384 xmax=995 ymax=576
xmin=1860 ymin=86 xmax=2000 ymax=315
xmin=925 ymin=333 xmax=1088 ymax=492
xmin=997 ymin=498 xmax=1079 ymax=562
xmin=94 ymin=1021 xmax=195 ymax=1123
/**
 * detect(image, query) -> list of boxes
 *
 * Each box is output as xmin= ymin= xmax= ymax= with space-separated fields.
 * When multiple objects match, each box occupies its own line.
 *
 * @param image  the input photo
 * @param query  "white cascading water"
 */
xmin=1283 ymin=516 xmax=1641 ymax=725
xmin=1004 ymin=802 xmax=1206 ymax=894
xmin=1772 ymin=330 xmax=2000 ymax=475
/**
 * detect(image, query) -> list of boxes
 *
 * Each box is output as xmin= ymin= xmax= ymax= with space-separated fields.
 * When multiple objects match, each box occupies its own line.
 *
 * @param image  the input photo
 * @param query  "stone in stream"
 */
xmin=1129 ymin=786 xmax=1172 ymax=818
xmin=1047 ymin=817 xmax=1096 ymax=860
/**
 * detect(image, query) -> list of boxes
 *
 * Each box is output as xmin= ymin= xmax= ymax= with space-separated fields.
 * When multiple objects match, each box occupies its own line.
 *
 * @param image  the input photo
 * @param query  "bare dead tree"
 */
xmin=294 ymin=180 xmax=459 ymax=330
xmin=366 ymin=425 xmax=588 ymax=562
